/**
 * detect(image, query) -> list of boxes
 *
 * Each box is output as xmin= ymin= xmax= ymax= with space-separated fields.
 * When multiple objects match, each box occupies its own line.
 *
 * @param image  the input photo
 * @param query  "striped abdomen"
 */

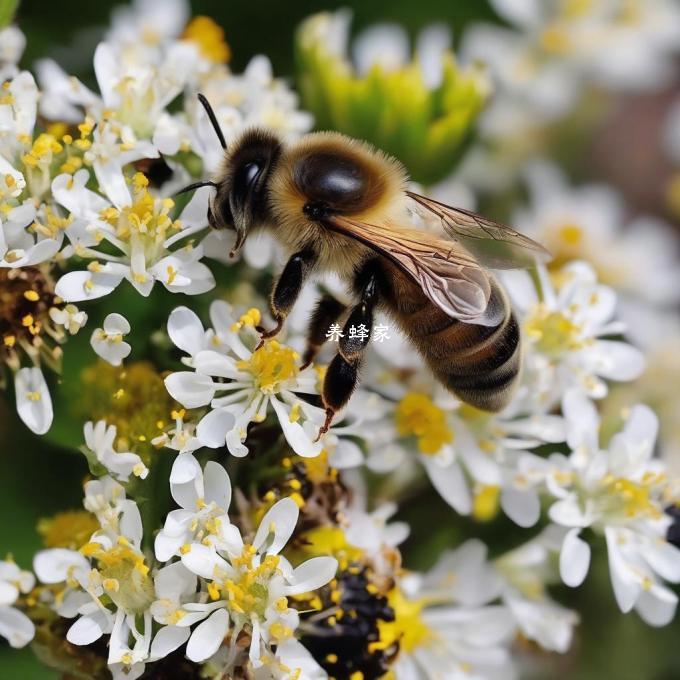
xmin=387 ymin=274 xmax=521 ymax=412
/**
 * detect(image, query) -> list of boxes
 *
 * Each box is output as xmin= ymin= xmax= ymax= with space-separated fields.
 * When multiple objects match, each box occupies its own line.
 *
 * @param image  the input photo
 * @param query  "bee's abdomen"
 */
xmin=396 ymin=279 xmax=521 ymax=413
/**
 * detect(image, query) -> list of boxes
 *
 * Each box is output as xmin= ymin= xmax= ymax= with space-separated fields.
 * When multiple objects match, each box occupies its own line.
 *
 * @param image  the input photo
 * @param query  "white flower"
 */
xmin=494 ymin=527 xmax=579 ymax=653
xmin=0 ymin=72 xmax=79 ymax=268
xmin=183 ymin=55 xmax=313 ymax=174
xmin=179 ymin=497 xmax=338 ymax=666
xmin=106 ymin=0 xmax=189 ymax=51
xmin=386 ymin=541 xmax=517 ymax=680
xmin=503 ymin=262 xmax=645 ymax=407
xmin=151 ymin=408 xmax=202 ymax=454
xmin=0 ymin=559 xmax=35 ymax=649
xmin=14 ymin=366 xmax=53 ymax=435
xmin=544 ymin=389 xmax=680 ymax=626
xmin=35 ymin=497 xmax=189 ymax=677
xmin=155 ymin=452 xmax=232 ymax=561
xmin=90 ymin=313 xmax=132 ymax=366
xmin=48 ymin=304 xmax=88 ymax=335
xmin=514 ymin=161 xmax=680 ymax=306
xmin=165 ymin=303 xmax=325 ymax=458
xmin=364 ymin=386 xmax=565 ymax=523
xmin=83 ymin=420 xmax=149 ymax=482
xmin=53 ymin=172 xmax=214 ymax=302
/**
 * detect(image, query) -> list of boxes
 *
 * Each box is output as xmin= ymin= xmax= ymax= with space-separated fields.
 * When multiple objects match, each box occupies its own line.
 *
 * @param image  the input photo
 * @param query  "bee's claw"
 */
xmin=314 ymin=409 xmax=335 ymax=442
xmin=254 ymin=318 xmax=283 ymax=351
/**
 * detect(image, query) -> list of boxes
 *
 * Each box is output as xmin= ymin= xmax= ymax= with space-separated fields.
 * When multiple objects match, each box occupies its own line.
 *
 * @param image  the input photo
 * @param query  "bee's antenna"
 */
xmin=175 ymin=180 xmax=218 ymax=196
xmin=197 ymin=93 xmax=227 ymax=149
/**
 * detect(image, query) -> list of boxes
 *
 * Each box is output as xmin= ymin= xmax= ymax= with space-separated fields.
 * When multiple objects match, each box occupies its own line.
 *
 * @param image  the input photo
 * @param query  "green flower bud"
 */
xmin=296 ymin=10 xmax=491 ymax=185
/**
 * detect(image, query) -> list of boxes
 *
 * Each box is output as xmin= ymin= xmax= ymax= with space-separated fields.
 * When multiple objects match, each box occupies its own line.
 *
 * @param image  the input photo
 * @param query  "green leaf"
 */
xmin=0 ymin=0 xmax=18 ymax=28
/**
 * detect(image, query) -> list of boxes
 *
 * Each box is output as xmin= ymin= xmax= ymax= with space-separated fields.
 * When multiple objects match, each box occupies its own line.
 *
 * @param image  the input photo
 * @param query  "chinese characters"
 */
xmin=325 ymin=323 xmax=391 ymax=342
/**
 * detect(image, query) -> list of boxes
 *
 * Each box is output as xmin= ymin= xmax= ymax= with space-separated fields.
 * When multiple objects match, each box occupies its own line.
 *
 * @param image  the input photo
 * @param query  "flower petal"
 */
xmin=167 ymin=306 xmax=205 ymax=357
xmin=185 ymin=608 xmax=229 ymax=663
xmin=204 ymin=461 xmax=231 ymax=510
xmin=164 ymin=372 xmax=216 ymax=409
xmin=14 ymin=367 xmax=53 ymax=435
xmin=149 ymin=625 xmax=191 ymax=661
xmin=501 ymin=487 xmax=540 ymax=528
xmin=284 ymin=557 xmax=338 ymax=596
xmin=0 ymin=607 xmax=35 ymax=648
xmin=253 ymin=497 xmax=299 ymax=555
xmin=560 ymin=528 xmax=590 ymax=587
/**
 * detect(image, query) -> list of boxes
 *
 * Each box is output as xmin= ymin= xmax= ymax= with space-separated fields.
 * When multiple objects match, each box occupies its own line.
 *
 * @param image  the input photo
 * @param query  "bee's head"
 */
xmin=177 ymin=95 xmax=283 ymax=257
xmin=212 ymin=128 xmax=283 ymax=257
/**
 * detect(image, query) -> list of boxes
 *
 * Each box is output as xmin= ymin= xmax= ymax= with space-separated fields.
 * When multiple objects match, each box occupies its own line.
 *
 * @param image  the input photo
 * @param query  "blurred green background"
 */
xmin=2 ymin=0 xmax=679 ymax=678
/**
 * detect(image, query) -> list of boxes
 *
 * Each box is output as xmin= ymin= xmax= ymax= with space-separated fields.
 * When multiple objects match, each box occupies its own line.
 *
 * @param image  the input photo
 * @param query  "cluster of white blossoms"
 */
xmin=3 ymin=1 xmax=680 ymax=679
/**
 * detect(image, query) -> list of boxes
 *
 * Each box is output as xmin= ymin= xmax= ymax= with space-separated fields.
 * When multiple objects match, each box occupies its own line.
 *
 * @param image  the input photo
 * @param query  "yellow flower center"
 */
xmin=602 ymin=476 xmax=663 ymax=520
xmin=395 ymin=392 xmax=453 ymax=454
xmin=80 ymin=538 xmax=154 ymax=614
xmin=21 ymin=133 xmax=63 ymax=168
xmin=524 ymin=304 xmax=583 ymax=356
xmin=183 ymin=16 xmax=231 ymax=63
xmin=373 ymin=589 xmax=432 ymax=654
xmin=472 ymin=485 xmax=501 ymax=522
xmin=237 ymin=341 xmax=299 ymax=393
xmin=208 ymin=545 xmax=282 ymax=620
xmin=539 ymin=23 xmax=571 ymax=55
xmin=557 ymin=223 xmax=583 ymax=247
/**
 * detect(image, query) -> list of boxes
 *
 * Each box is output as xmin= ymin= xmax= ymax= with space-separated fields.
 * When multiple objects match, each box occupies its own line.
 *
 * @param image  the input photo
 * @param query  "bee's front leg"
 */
xmin=315 ymin=266 xmax=379 ymax=440
xmin=256 ymin=249 xmax=317 ymax=350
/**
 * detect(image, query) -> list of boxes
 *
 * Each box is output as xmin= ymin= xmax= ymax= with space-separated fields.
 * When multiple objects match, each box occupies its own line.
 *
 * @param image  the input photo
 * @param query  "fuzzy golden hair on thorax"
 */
xmin=266 ymin=131 xmax=409 ymax=272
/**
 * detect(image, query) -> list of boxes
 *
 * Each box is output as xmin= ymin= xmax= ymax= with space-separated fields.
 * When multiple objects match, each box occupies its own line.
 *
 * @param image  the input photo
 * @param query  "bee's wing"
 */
xmin=406 ymin=191 xmax=551 ymax=270
xmin=324 ymin=215 xmax=503 ymax=326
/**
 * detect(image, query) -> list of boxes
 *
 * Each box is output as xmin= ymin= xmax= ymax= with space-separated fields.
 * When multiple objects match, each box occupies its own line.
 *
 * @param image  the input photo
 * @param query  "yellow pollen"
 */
xmin=558 ymin=223 xmax=583 ymax=247
xmin=179 ymin=544 xmax=192 ymax=555
xmin=4 ymin=335 xmax=16 ymax=348
xmin=539 ymin=23 xmax=570 ymax=54
xmin=288 ymin=402 xmax=302 ymax=423
xmin=269 ymin=621 xmax=293 ymax=641
xmin=525 ymin=304 xmax=583 ymax=356
xmin=103 ymin=578 xmax=120 ymax=592
xmin=208 ymin=581 xmax=221 ymax=600
xmin=604 ymin=477 xmax=662 ymax=520
xmin=26 ymin=391 xmax=41 ymax=402
xmin=231 ymin=307 xmax=262 ymax=332
xmin=472 ymin=485 xmax=500 ymax=522
xmin=395 ymin=392 xmax=453 ymax=454
xmin=372 ymin=589 xmax=431 ymax=654
xmin=183 ymin=16 xmax=231 ymax=63
xmin=237 ymin=341 xmax=299 ymax=393
xmin=21 ymin=314 xmax=34 ymax=327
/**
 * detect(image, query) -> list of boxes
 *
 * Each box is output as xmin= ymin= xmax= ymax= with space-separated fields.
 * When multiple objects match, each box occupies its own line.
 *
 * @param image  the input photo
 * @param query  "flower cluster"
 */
xmin=3 ymin=0 xmax=680 ymax=678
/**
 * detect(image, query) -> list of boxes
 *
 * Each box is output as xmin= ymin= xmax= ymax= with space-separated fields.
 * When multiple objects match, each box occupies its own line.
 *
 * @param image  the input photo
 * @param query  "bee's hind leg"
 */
xmin=315 ymin=266 xmax=379 ymax=440
xmin=256 ymin=249 xmax=317 ymax=350
xmin=300 ymin=294 xmax=347 ymax=369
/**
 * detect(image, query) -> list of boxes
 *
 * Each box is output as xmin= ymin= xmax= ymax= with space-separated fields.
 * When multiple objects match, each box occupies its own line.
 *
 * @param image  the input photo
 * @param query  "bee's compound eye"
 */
xmin=233 ymin=161 xmax=262 ymax=199
xmin=244 ymin=162 xmax=260 ymax=185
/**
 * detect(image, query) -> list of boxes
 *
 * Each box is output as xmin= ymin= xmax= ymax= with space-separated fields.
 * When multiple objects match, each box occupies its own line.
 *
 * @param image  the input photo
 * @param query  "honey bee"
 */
xmin=183 ymin=95 xmax=550 ymax=437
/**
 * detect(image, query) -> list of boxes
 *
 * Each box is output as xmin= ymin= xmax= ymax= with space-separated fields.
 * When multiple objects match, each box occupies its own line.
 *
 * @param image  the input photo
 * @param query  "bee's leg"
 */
xmin=316 ymin=268 xmax=379 ymax=440
xmin=300 ymin=294 xmax=347 ymax=370
xmin=256 ymin=249 xmax=317 ymax=349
